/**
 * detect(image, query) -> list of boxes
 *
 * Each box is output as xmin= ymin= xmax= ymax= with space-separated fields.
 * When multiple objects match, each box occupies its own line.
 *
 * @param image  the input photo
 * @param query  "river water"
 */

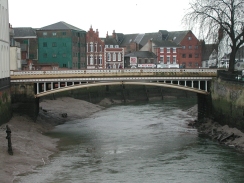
xmin=15 ymin=99 xmax=244 ymax=183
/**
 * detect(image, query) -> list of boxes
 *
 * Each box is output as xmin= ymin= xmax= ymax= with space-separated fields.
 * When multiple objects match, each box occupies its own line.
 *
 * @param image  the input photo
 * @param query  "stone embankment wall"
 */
xmin=11 ymin=83 xmax=39 ymax=121
xmin=0 ymin=88 xmax=12 ymax=125
xmin=211 ymin=78 xmax=244 ymax=131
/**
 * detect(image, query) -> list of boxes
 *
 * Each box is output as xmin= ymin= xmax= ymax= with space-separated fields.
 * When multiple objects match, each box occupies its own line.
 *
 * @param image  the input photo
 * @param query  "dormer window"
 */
xmin=110 ymin=45 xmax=113 ymax=48
xmin=115 ymin=45 xmax=119 ymax=48
xmin=105 ymin=45 xmax=108 ymax=48
xmin=52 ymin=32 xmax=57 ymax=36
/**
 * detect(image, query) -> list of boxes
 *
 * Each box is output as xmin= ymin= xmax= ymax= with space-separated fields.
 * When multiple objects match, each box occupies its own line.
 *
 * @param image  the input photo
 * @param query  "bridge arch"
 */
xmin=35 ymin=81 xmax=209 ymax=98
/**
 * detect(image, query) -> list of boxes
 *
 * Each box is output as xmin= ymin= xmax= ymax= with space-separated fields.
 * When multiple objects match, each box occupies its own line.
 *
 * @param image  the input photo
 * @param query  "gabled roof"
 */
xmin=167 ymin=31 xmax=189 ymax=45
xmin=124 ymin=51 xmax=157 ymax=58
xmin=119 ymin=30 xmax=191 ymax=48
xmin=152 ymin=40 xmax=180 ymax=47
xmin=119 ymin=34 xmax=140 ymax=47
xmin=13 ymin=27 xmax=36 ymax=37
xmin=104 ymin=36 xmax=119 ymax=45
xmin=202 ymin=44 xmax=218 ymax=61
xmin=39 ymin=21 xmax=85 ymax=31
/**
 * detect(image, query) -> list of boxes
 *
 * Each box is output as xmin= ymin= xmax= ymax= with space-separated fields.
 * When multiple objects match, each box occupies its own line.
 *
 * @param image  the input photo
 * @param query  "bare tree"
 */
xmin=183 ymin=0 xmax=244 ymax=72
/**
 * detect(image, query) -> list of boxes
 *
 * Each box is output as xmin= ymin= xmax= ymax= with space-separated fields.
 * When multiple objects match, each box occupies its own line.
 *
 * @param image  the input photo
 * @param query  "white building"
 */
xmin=0 ymin=0 xmax=10 ymax=86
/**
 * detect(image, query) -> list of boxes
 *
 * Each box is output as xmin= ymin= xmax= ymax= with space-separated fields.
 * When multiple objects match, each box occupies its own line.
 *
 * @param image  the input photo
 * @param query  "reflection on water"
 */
xmin=15 ymin=99 xmax=244 ymax=183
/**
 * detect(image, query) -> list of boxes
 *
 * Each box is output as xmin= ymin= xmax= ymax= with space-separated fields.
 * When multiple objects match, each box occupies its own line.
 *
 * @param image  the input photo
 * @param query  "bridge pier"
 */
xmin=11 ymin=83 xmax=39 ymax=121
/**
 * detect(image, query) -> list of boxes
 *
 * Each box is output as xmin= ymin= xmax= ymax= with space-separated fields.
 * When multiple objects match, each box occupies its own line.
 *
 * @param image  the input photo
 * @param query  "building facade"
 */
xmin=86 ymin=26 xmax=105 ymax=69
xmin=104 ymin=31 xmax=124 ymax=69
xmin=0 ymin=0 xmax=11 ymax=124
xmin=37 ymin=21 xmax=86 ymax=69
xmin=13 ymin=27 xmax=38 ymax=61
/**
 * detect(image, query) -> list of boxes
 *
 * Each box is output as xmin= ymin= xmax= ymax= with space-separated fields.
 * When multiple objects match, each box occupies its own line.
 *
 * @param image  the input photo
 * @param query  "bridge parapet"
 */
xmin=10 ymin=69 xmax=217 ymax=80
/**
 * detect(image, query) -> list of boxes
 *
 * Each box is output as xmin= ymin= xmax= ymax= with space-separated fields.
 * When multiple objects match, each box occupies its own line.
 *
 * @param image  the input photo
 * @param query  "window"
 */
xmin=167 ymin=48 xmax=170 ymax=53
xmin=160 ymin=48 xmax=164 ymax=53
xmin=145 ymin=59 xmax=148 ymax=63
xmin=182 ymin=46 xmax=185 ymax=49
xmin=63 ymin=53 xmax=66 ymax=58
xmin=195 ymin=62 xmax=199 ymax=67
xmin=62 ymin=32 xmax=66 ymax=36
xmin=43 ymin=53 xmax=47 ymax=58
xmin=189 ymin=62 xmax=192 ymax=67
xmin=173 ymin=56 xmax=176 ymax=64
xmin=90 ymin=55 xmax=93 ymax=65
xmin=188 ymin=45 xmax=192 ymax=49
xmin=195 ymin=45 xmax=198 ymax=49
xmin=90 ymin=43 xmax=93 ymax=52
xmin=118 ymin=53 xmax=121 ymax=61
xmin=189 ymin=54 xmax=192 ymax=58
xmin=115 ymin=45 xmax=119 ymax=48
xmin=43 ymin=42 xmax=47 ymax=47
xmin=110 ymin=45 xmax=113 ymax=48
xmin=63 ymin=64 xmax=67 ymax=67
xmin=52 ymin=32 xmax=57 ymax=36
xmin=113 ymin=53 xmax=116 ymax=61
xmin=52 ymin=42 xmax=57 ymax=47
xmin=195 ymin=54 xmax=199 ymax=58
xmin=167 ymin=56 xmax=170 ymax=63
xmin=43 ymin=32 xmax=47 ymax=36
xmin=188 ymin=36 xmax=192 ymax=40
xmin=100 ymin=45 xmax=102 ymax=52
xmin=182 ymin=54 xmax=186 ymax=58
xmin=160 ymin=56 xmax=164 ymax=62
xmin=99 ymin=55 xmax=102 ymax=64
xmin=107 ymin=53 xmax=111 ymax=61
xmin=52 ymin=54 xmax=57 ymax=58
xmin=105 ymin=45 xmax=108 ymax=48
xmin=95 ymin=43 xmax=97 ymax=52
xmin=173 ymin=48 xmax=176 ymax=53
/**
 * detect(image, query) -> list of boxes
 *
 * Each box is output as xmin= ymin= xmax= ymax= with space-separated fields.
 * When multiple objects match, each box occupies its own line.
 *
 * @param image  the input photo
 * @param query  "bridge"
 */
xmin=10 ymin=68 xmax=217 ymax=98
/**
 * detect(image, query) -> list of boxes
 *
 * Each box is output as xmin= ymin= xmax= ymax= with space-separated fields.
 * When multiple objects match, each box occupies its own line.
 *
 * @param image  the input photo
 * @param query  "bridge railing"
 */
xmin=10 ymin=68 xmax=218 ymax=76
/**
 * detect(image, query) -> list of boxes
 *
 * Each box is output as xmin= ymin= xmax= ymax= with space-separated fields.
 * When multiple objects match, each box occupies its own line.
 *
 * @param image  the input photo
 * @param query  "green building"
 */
xmin=36 ymin=21 xmax=86 ymax=69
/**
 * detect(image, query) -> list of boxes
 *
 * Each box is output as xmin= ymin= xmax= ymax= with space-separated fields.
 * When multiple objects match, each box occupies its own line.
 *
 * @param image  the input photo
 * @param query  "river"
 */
xmin=15 ymin=99 xmax=244 ymax=183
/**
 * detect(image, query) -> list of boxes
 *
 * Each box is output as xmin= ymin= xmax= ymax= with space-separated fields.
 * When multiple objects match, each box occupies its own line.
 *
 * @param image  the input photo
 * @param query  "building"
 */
xmin=0 ymin=0 xmax=11 ymax=124
xmin=201 ymin=43 xmax=218 ymax=68
xmin=86 ymin=26 xmax=105 ymax=69
xmin=36 ymin=21 xmax=86 ymax=69
xmin=117 ymin=30 xmax=202 ymax=68
xmin=124 ymin=51 xmax=157 ymax=68
xmin=104 ymin=31 xmax=124 ymax=69
xmin=13 ymin=27 xmax=38 ymax=61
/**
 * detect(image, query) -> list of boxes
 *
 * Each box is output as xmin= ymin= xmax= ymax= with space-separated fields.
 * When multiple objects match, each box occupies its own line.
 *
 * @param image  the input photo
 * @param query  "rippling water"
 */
xmin=15 ymin=99 xmax=244 ymax=183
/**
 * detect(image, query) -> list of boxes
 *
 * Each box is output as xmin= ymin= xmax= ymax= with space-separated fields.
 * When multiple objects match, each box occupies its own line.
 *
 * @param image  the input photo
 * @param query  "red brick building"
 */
xmin=177 ymin=31 xmax=202 ymax=68
xmin=86 ymin=26 xmax=105 ymax=69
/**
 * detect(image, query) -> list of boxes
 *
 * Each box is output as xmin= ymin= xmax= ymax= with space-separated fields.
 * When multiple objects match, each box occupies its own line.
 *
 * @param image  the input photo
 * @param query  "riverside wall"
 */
xmin=0 ymin=88 xmax=12 ymax=125
xmin=10 ymin=83 xmax=39 ymax=121
xmin=210 ymin=78 xmax=244 ymax=131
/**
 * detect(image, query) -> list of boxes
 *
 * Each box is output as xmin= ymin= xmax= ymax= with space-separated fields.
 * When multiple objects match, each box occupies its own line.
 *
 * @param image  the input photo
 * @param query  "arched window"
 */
xmin=118 ymin=53 xmax=121 ymax=61
xmin=90 ymin=43 xmax=93 ymax=52
xmin=99 ymin=55 xmax=102 ymax=65
xmin=90 ymin=55 xmax=94 ymax=65
xmin=113 ymin=53 xmax=116 ymax=61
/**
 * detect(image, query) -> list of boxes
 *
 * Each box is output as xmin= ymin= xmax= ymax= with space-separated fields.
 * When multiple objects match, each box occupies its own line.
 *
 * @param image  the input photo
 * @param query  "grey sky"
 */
xmin=9 ymin=0 xmax=191 ymax=37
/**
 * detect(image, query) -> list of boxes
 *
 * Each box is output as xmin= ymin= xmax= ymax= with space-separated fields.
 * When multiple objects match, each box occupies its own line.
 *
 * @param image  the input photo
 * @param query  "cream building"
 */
xmin=0 ymin=0 xmax=10 ymax=83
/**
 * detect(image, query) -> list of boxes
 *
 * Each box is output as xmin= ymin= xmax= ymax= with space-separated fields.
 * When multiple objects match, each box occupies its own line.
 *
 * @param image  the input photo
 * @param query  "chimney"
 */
xmin=148 ymin=39 xmax=152 ymax=52
xmin=106 ymin=31 xmax=108 ymax=38
xmin=112 ymin=30 xmax=116 ymax=38
xmin=96 ymin=29 xmax=99 ymax=37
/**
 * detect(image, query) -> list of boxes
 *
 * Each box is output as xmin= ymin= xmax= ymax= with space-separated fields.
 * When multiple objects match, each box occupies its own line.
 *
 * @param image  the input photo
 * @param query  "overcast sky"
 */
xmin=9 ymin=0 xmax=191 ymax=37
